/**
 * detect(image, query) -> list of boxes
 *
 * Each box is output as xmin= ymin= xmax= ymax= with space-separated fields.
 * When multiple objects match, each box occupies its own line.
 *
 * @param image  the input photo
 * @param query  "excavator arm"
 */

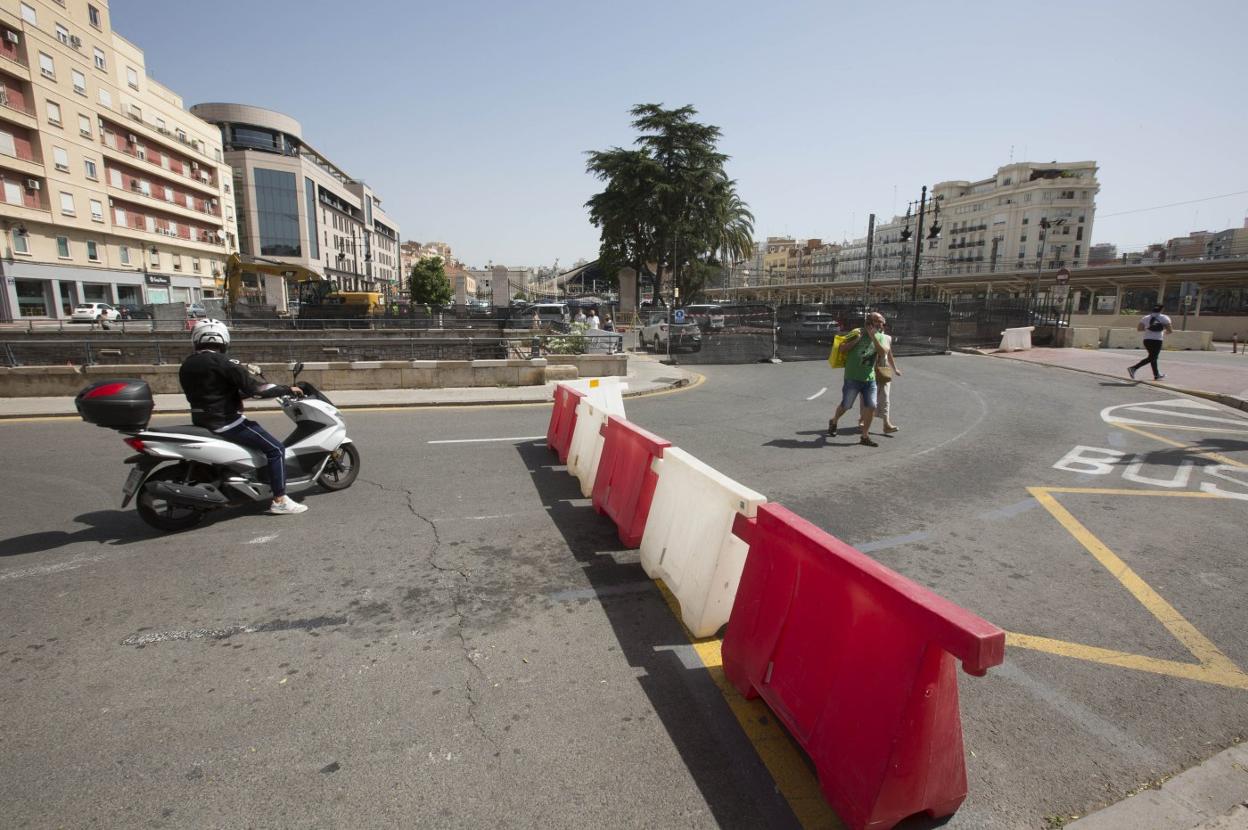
xmin=224 ymin=253 xmax=324 ymax=307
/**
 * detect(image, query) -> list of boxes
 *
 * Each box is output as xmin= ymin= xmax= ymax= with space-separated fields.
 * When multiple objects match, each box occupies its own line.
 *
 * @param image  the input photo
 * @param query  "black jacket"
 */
xmin=179 ymin=350 xmax=293 ymax=431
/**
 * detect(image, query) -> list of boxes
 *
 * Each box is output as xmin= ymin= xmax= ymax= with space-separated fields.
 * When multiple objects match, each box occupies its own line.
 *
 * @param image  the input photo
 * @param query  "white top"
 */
xmin=1140 ymin=313 xmax=1172 ymax=341
xmin=587 ymin=314 xmax=601 ymax=329
xmin=574 ymin=312 xmax=587 ymax=322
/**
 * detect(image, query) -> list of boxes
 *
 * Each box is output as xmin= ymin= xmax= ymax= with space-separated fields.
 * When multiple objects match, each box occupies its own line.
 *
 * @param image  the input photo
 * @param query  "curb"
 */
xmin=984 ymin=352 xmax=1248 ymax=413
xmin=0 ymin=373 xmax=703 ymax=421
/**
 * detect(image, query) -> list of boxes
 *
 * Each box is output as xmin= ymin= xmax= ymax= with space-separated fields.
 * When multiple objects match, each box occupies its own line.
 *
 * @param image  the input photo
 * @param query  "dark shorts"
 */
xmin=841 ymin=378 xmax=878 ymax=410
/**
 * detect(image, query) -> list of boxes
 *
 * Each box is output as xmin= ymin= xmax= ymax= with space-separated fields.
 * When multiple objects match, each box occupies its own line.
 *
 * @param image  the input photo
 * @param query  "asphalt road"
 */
xmin=1 ymin=353 xmax=1246 ymax=829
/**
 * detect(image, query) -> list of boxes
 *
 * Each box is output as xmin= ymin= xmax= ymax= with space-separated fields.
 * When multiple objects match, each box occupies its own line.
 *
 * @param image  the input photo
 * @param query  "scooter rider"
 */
xmin=179 ymin=319 xmax=308 ymax=515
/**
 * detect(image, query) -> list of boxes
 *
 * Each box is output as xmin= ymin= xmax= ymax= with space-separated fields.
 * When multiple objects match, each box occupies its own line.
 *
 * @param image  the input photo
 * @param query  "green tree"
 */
xmin=586 ymin=104 xmax=753 ymax=304
xmin=408 ymin=257 xmax=452 ymax=307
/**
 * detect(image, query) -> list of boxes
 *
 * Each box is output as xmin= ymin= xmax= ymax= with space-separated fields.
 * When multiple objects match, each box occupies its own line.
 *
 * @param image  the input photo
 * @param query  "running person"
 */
xmin=1128 ymin=304 xmax=1173 ymax=380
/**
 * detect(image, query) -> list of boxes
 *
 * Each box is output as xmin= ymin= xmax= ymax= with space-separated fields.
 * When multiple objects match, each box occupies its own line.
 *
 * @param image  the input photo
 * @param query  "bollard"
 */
xmin=530 ymin=337 xmax=541 ymax=359
xmin=1233 ymin=333 xmax=1239 ymax=354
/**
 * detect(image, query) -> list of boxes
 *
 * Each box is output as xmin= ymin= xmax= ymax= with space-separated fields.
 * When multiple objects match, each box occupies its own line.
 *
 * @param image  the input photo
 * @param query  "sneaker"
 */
xmin=1127 ymin=366 xmax=1137 ymax=380
xmin=828 ymin=420 xmax=838 ymax=437
xmin=268 ymin=497 xmax=308 ymax=515
xmin=1155 ymin=374 xmax=1166 ymax=380
xmin=860 ymin=435 xmax=879 ymax=447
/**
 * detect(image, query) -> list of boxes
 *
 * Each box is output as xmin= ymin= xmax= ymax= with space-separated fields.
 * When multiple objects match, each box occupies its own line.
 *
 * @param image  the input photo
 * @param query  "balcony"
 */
xmin=0 ymin=149 xmax=44 ymax=178
xmin=0 ymin=49 xmax=29 ymax=80
xmin=109 ymin=185 xmax=223 ymax=228
xmin=98 ymin=133 xmax=219 ymax=197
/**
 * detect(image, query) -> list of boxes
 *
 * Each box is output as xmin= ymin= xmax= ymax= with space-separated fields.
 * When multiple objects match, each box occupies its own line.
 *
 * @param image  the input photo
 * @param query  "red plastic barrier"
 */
xmin=590 ymin=415 xmax=671 ymax=548
xmin=723 ymin=504 xmax=1005 ymax=830
xmin=545 ymin=384 xmax=585 ymax=463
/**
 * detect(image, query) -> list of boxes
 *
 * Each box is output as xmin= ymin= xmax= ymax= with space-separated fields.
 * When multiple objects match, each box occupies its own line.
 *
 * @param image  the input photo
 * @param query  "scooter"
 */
xmin=77 ymin=362 xmax=359 ymax=532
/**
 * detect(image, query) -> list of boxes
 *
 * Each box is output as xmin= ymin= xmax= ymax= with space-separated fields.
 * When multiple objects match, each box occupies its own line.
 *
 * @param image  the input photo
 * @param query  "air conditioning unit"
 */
xmin=26 ymin=178 xmax=40 ymax=190
xmin=4 ymin=31 xmax=18 ymax=44
xmin=128 ymin=133 xmax=138 ymax=145
xmin=69 ymin=35 xmax=82 ymax=49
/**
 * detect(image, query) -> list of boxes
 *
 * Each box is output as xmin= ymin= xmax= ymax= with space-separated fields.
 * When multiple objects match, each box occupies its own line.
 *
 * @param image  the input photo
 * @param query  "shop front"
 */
xmin=0 ymin=261 xmax=201 ymax=321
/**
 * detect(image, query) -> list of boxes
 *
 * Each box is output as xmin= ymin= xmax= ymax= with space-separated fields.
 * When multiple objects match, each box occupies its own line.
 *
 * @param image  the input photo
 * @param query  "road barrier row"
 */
xmin=544 ymin=382 xmax=1006 ymax=829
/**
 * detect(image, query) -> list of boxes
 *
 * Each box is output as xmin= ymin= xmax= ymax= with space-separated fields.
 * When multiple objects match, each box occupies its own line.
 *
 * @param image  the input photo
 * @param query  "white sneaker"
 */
xmin=268 ymin=497 xmax=308 ymax=515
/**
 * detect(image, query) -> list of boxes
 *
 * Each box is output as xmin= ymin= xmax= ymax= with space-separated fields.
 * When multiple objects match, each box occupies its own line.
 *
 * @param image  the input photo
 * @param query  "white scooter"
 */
xmin=77 ymin=362 xmax=359 ymax=532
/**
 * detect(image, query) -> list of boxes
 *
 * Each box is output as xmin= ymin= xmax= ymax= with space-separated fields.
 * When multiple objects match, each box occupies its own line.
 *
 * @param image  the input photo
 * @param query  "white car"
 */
xmin=682 ymin=304 xmax=727 ymax=331
xmin=71 ymin=302 xmax=121 ymax=323
xmin=640 ymin=310 xmax=702 ymax=353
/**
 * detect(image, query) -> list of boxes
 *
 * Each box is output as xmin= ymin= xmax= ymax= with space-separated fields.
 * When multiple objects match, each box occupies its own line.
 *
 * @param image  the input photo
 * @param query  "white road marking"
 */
xmin=247 ymin=533 xmax=280 ymax=545
xmin=427 ymin=435 xmax=546 ymax=444
xmin=913 ymin=376 xmax=990 ymax=458
xmin=806 ymin=387 xmax=827 ymax=401
xmin=1101 ymin=399 xmax=1248 ymax=432
xmin=0 ymin=554 xmax=107 ymax=582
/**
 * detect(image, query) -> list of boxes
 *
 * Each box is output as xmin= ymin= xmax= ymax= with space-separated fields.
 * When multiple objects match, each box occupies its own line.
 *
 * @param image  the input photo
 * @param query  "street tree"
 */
xmin=586 ymin=103 xmax=753 ymax=304
xmin=409 ymin=257 xmax=452 ymax=308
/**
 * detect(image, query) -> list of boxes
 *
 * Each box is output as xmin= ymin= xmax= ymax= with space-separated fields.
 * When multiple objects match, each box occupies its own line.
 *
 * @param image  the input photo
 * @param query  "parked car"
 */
xmin=187 ymin=302 xmax=208 ymax=318
xmin=116 ymin=303 xmax=152 ymax=320
xmin=71 ymin=302 xmax=121 ymax=323
xmin=641 ymin=310 xmax=702 ymax=353
xmin=795 ymin=311 xmax=841 ymax=339
xmin=532 ymin=302 xmax=571 ymax=327
xmin=682 ymin=304 xmax=726 ymax=332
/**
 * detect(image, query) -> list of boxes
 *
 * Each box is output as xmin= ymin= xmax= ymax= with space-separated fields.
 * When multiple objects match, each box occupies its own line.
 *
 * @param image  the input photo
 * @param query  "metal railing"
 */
xmin=0 ymin=333 xmax=624 ymax=367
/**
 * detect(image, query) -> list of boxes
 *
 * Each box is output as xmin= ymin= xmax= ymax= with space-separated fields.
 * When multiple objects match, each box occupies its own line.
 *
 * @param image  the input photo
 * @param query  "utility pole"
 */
xmin=863 ymin=213 xmax=875 ymax=313
xmin=911 ymin=185 xmax=927 ymax=302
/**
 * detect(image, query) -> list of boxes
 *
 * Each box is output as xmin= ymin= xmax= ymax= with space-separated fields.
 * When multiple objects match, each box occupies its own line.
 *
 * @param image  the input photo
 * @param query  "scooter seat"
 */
xmin=149 ymin=425 xmax=218 ymax=438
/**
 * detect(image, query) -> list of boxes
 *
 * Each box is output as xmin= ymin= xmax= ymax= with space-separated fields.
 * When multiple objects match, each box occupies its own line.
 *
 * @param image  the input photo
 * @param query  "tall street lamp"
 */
xmin=899 ymin=188 xmax=942 ymax=302
xmin=1034 ymin=218 xmax=1066 ymax=301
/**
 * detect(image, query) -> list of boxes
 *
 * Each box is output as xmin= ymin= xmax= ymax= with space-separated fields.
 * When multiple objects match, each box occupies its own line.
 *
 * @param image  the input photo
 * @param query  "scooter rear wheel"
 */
xmin=136 ymin=464 xmax=207 ymax=533
xmin=318 ymin=443 xmax=360 ymax=491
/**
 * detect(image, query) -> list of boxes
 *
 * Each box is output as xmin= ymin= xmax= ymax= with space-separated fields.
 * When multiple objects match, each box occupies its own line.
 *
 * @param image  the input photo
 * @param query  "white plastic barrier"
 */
xmin=557 ymin=376 xmax=627 ymax=416
xmin=640 ymin=447 xmax=767 ymax=638
xmin=998 ymin=326 xmax=1035 ymax=352
xmin=566 ymin=398 xmax=612 ymax=497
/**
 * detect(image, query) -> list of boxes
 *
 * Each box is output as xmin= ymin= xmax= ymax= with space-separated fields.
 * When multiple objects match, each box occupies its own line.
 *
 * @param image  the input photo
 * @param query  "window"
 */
xmin=129 ymin=104 xmax=141 ymax=120
xmin=126 ymin=67 xmax=139 ymax=89
xmin=149 ymin=250 xmax=159 ymax=268
xmin=20 ymin=3 xmax=36 ymax=25
xmin=13 ymin=229 xmax=29 ymax=254
xmin=155 ymin=116 xmax=165 ymax=131
xmin=55 ymin=24 xmax=69 ymax=44
xmin=59 ymin=191 xmax=75 ymax=215
xmin=87 ymin=240 xmax=99 ymax=260
xmin=304 ymin=177 xmax=319 ymax=259
xmin=89 ymin=198 xmax=102 ymax=220
xmin=164 ymin=185 xmax=173 ymax=202
xmin=175 ymin=128 xmax=186 ymax=142
xmin=192 ymin=256 xmax=200 ymax=273
xmin=78 ymin=113 xmax=91 ymax=136
xmin=108 ymin=168 xmax=121 ymax=187
xmin=172 ymin=254 xmax=181 ymax=270
xmin=138 ymin=180 xmax=151 ymax=196
xmin=88 ymin=4 xmax=101 ymax=28
xmin=71 ymin=69 xmax=87 ymax=95
xmin=46 ymin=100 xmax=61 ymax=126
xmin=38 ymin=52 xmax=55 ymax=79
xmin=254 ymin=168 xmax=301 ymax=256
xmin=57 ymin=236 xmax=70 ymax=258
xmin=3 ymin=179 xmax=23 ymax=204
xmin=93 ymin=48 xmax=106 ymax=70
xmin=115 ymin=207 xmax=126 ymax=224
xmin=98 ymin=87 xmax=111 ymax=108
xmin=84 ymin=159 xmax=97 ymax=179
xmin=119 ymin=244 xmax=129 ymax=265
xmin=53 ymin=146 xmax=70 ymax=171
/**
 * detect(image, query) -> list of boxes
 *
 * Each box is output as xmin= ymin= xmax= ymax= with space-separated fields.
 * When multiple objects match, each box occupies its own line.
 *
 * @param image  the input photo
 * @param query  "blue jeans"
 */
xmin=840 ymin=378 xmax=878 ymax=410
xmin=219 ymin=419 xmax=287 ymax=497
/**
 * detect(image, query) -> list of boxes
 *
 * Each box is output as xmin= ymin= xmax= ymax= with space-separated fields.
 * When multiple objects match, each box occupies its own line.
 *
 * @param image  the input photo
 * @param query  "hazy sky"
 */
xmin=113 ymin=0 xmax=1248 ymax=267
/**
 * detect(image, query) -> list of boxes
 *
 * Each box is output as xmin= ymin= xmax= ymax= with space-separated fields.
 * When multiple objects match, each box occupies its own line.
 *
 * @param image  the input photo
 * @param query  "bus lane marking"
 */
xmin=1007 ymin=486 xmax=1248 ymax=692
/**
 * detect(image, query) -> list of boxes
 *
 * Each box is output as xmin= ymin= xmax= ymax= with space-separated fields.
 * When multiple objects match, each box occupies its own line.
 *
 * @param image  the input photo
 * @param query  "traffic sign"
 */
xmin=673 ymin=309 xmax=686 ymax=324
xmin=1055 ymin=268 xmax=1071 ymax=284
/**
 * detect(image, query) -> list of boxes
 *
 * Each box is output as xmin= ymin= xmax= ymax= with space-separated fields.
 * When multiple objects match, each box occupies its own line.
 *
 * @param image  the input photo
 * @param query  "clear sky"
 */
xmin=112 ymin=0 xmax=1248 ymax=268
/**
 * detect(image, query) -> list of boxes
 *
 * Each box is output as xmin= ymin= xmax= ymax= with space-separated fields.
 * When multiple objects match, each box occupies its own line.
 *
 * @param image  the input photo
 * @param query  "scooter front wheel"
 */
xmin=318 ymin=443 xmax=360 ymax=491
xmin=136 ymin=465 xmax=207 ymax=533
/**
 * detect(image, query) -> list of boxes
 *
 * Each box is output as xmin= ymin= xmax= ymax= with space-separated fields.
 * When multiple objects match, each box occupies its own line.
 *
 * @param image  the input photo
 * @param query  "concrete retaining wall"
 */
xmin=0 ymin=354 xmax=628 ymax=397
xmin=1104 ymin=328 xmax=1211 ymax=350
xmin=1054 ymin=327 xmax=1102 ymax=348
xmin=1067 ymin=313 xmax=1243 ymax=342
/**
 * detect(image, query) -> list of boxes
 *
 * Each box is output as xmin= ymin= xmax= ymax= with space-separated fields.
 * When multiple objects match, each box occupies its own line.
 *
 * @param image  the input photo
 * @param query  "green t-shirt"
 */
xmin=844 ymin=328 xmax=886 ymax=382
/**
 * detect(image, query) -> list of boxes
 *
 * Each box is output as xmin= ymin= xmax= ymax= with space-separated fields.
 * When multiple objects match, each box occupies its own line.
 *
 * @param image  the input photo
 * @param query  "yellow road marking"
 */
xmin=1010 ymin=487 xmax=1248 ymax=690
xmin=1112 ymin=422 xmax=1247 ymax=467
xmin=654 ymin=580 xmax=841 ymax=829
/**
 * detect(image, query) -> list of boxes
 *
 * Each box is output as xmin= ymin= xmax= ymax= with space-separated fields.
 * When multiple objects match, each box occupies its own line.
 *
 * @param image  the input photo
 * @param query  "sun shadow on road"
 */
xmin=0 ymin=510 xmax=160 ymax=558
xmin=516 ymin=441 xmax=801 ymax=829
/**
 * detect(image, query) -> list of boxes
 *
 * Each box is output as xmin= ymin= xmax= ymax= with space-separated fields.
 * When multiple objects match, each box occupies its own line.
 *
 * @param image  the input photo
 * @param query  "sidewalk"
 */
xmin=987 ymin=346 xmax=1248 ymax=411
xmin=0 ymin=353 xmax=700 ymax=419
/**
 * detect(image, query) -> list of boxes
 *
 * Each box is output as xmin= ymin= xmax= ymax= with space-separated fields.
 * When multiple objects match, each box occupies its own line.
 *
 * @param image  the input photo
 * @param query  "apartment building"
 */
xmin=932 ymin=161 xmax=1099 ymax=274
xmin=190 ymin=102 xmax=400 ymax=311
xmin=1206 ymin=224 xmax=1248 ymax=260
xmin=1164 ymin=230 xmax=1212 ymax=262
xmin=0 ymin=0 xmax=237 ymax=320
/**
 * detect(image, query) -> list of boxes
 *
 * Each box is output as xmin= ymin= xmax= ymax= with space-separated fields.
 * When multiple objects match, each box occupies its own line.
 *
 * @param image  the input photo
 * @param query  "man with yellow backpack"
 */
xmin=827 ymin=312 xmax=888 ymax=447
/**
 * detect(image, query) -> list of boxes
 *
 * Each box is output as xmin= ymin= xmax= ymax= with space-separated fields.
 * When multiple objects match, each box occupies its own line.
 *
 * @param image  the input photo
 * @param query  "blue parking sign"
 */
xmin=673 ymin=309 xmax=685 ymax=324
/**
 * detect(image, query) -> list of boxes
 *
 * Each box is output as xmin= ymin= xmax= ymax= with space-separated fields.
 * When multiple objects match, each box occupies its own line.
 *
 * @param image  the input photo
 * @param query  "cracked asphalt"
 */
xmin=2 ymin=353 xmax=1246 ymax=829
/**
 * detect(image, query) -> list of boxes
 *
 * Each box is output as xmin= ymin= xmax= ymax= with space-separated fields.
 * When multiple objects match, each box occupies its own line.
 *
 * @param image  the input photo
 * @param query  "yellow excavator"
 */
xmin=223 ymin=254 xmax=383 ymax=318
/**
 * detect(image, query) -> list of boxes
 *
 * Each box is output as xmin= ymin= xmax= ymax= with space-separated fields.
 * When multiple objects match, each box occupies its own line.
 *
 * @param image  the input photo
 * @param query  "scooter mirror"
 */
xmin=291 ymin=361 xmax=304 ymax=378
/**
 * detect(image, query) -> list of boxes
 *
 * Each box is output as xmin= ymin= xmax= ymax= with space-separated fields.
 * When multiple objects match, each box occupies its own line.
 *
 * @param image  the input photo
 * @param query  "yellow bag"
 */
xmin=828 ymin=334 xmax=849 ymax=369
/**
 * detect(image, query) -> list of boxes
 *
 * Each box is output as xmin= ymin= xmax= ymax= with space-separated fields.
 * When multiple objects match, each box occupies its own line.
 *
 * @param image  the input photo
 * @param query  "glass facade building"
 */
xmin=253 ymin=168 xmax=301 ymax=257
